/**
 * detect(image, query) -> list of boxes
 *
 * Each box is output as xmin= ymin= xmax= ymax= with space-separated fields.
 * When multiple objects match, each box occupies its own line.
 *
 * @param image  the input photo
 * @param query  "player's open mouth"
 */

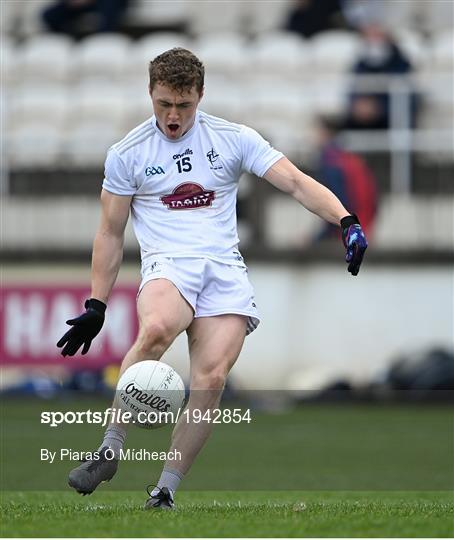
xmin=168 ymin=124 xmax=179 ymax=134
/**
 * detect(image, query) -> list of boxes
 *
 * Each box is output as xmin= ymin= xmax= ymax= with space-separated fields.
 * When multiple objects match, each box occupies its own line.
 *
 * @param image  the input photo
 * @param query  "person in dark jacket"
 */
xmin=284 ymin=0 xmax=346 ymax=38
xmin=42 ymin=0 xmax=129 ymax=36
xmin=345 ymin=22 xmax=417 ymax=130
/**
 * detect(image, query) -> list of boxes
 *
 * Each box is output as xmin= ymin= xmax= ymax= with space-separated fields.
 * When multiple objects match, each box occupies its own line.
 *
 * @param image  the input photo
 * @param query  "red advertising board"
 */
xmin=0 ymin=286 xmax=139 ymax=368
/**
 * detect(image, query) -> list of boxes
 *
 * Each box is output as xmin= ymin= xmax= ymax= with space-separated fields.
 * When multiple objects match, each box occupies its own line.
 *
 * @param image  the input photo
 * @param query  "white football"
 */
xmin=116 ymin=360 xmax=186 ymax=429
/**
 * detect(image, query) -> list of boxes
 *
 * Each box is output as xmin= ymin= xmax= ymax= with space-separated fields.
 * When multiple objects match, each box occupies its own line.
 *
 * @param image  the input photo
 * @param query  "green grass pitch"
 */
xmin=1 ymin=490 xmax=453 ymax=537
xmin=1 ymin=398 xmax=453 ymax=537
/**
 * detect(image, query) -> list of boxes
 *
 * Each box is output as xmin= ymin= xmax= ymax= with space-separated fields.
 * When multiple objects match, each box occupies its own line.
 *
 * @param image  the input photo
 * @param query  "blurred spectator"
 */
xmin=42 ymin=0 xmax=129 ymax=36
xmin=344 ymin=22 xmax=417 ymax=130
xmin=284 ymin=0 xmax=348 ymax=38
xmin=342 ymin=0 xmax=385 ymax=30
xmin=315 ymin=116 xmax=378 ymax=240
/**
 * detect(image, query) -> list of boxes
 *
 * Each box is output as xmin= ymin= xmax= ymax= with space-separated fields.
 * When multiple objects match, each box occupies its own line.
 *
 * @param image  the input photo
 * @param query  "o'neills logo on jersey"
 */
xmin=161 ymin=182 xmax=215 ymax=210
xmin=172 ymin=148 xmax=193 ymax=160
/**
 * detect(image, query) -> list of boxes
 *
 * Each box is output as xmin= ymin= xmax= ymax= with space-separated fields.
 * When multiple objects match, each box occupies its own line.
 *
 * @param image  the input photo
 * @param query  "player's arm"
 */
xmin=264 ymin=156 xmax=349 ymax=224
xmin=264 ymin=156 xmax=368 ymax=275
xmin=91 ymin=188 xmax=132 ymax=303
xmin=57 ymin=189 xmax=132 ymax=356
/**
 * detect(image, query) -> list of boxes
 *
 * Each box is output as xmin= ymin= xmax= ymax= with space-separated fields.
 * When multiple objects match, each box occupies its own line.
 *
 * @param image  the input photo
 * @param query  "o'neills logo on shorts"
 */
xmin=161 ymin=182 xmax=215 ymax=210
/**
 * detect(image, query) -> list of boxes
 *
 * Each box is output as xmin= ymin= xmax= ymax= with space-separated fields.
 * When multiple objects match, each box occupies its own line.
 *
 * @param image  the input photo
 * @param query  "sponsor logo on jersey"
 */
xmin=145 ymin=166 xmax=165 ymax=176
xmin=206 ymin=147 xmax=223 ymax=170
xmin=161 ymin=182 xmax=215 ymax=210
xmin=172 ymin=148 xmax=193 ymax=160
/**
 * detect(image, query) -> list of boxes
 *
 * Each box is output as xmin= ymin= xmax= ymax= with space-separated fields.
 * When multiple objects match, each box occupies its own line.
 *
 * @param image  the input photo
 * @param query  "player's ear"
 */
xmin=148 ymin=84 xmax=153 ymax=98
xmin=198 ymin=86 xmax=204 ymax=102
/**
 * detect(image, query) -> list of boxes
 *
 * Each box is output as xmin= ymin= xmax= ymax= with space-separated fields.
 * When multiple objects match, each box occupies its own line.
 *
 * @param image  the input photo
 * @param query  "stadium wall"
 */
xmin=2 ymin=264 xmax=451 ymax=390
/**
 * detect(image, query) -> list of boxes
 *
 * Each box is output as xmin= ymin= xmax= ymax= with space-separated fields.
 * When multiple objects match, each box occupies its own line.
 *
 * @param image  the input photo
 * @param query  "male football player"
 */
xmin=57 ymin=48 xmax=367 ymax=510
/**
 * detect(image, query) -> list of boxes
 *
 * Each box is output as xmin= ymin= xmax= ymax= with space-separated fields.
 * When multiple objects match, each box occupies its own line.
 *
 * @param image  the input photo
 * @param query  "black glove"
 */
xmin=341 ymin=214 xmax=368 ymax=276
xmin=57 ymin=298 xmax=106 ymax=357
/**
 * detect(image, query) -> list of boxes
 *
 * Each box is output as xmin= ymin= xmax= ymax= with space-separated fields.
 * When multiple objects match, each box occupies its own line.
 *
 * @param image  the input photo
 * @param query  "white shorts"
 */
xmin=139 ymin=257 xmax=260 ymax=335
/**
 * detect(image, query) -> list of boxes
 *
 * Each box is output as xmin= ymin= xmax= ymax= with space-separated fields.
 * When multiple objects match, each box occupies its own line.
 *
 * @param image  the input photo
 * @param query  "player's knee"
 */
xmin=136 ymin=319 xmax=173 ymax=359
xmin=191 ymin=365 xmax=228 ymax=390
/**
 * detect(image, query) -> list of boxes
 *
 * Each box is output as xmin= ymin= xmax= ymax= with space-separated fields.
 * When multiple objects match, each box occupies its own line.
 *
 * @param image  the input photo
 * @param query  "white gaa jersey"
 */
xmin=103 ymin=110 xmax=283 ymax=264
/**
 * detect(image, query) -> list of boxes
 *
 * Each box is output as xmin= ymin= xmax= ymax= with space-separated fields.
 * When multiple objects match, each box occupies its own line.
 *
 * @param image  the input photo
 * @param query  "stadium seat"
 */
xmin=75 ymin=34 xmax=131 ymax=82
xmin=311 ymin=31 xmax=361 ymax=73
xmin=136 ymin=32 xmax=192 ymax=56
xmin=250 ymin=32 xmax=310 ymax=82
xmin=69 ymin=82 xmax=126 ymax=127
xmin=420 ymin=75 xmax=453 ymax=123
xmin=430 ymin=30 xmax=454 ymax=71
xmin=394 ymin=29 xmax=428 ymax=68
xmin=413 ymin=0 xmax=454 ymax=35
xmin=267 ymin=125 xmax=313 ymax=163
xmin=379 ymin=1 xmax=415 ymax=35
xmin=0 ymin=38 xmax=17 ymax=87
xmin=125 ymin=0 xmax=189 ymax=26
xmin=64 ymin=121 xmax=124 ymax=167
xmin=265 ymin=195 xmax=323 ymax=248
xmin=194 ymin=33 xmax=249 ymax=77
xmin=309 ymin=76 xmax=349 ymax=115
xmin=1 ymin=90 xmax=10 ymax=156
xmin=240 ymin=81 xmax=313 ymax=159
xmin=375 ymin=195 xmax=421 ymax=247
xmin=265 ymin=193 xmax=454 ymax=250
xmin=199 ymin=77 xmax=243 ymax=123
xmin=123 ymin=83 xmax=154 ymax=129
xmin=372 ymin=196 xmax=454 ymax=248
xmin=129 ymin=33 xmax=192 ymax=83
xmin=9 ymin=123 xmax=63 ymax=168
xmin=10 ymin=85 xmax=69 ymax=131
xmin=252 ymin=84 xmax=310 ymax=128
xmin=418 ymin=31 xmax=453 ymax=151
xmin=188 ymin=1 xmax=246 ymax=37
xmin=418 ymin=72 xmax=454 ymax=162
xmin=13 ymin=0 xmax=49 ymax=37
xmin=0 ymin=0 xmax=19 ymax=35
xmin=246 ymin=0 xmax=294 ymax=35
xmin=17 ymin=34 xmax=73 ymax=85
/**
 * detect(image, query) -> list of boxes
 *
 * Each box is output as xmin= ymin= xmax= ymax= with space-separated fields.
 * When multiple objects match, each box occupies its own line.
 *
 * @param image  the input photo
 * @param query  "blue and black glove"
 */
xmin=57 ymin=298 xmax=106 ymax=356
xmin=341 ymin=214 xmax=368 ymax=276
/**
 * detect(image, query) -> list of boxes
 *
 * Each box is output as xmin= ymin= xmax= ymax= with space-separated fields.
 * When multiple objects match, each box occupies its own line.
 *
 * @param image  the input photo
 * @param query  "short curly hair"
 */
xmin=148 ymin=48 xmax=205 ymax=94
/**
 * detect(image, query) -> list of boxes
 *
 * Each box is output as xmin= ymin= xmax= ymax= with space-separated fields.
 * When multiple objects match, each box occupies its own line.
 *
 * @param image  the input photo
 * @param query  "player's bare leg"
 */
xmin=121 ymin=278 xmax=194 ymax=375
xmin=102 ymin=278 xmax=194 ymax=447
xmin=145 ymin=314 xmax=247 ymax=509
xmin=68 ymin=279 xmax=193 ymax=495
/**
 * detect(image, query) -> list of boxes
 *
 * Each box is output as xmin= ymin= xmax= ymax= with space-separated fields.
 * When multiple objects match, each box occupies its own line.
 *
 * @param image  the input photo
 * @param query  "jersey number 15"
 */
xmin=176 ymin=157 xmax=192 ymax=173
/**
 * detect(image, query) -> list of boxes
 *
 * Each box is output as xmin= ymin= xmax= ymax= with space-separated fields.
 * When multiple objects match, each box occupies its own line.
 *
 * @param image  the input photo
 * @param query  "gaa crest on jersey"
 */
xmin=145 ymin=166 xmax=165 ymax=176
xmin=161 ymin=182 xmax=215 ymax=210
xmin=206 ymin=147 xmax=223 ymax=170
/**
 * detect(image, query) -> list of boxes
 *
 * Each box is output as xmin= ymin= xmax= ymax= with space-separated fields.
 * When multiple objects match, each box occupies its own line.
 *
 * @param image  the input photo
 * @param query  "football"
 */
xmin=116 ymin=360 xmax=186 ymax=429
